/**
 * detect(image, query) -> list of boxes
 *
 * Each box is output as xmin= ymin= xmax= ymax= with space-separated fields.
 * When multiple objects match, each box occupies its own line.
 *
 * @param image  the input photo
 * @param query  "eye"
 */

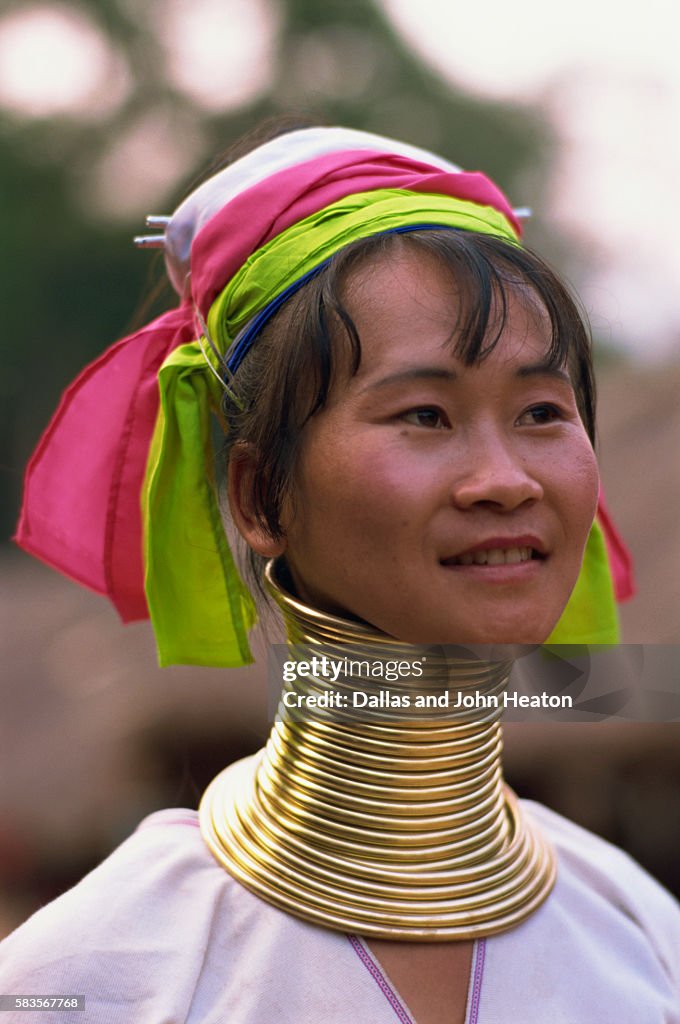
xmin=516 ymin=403 xmax=562 ymax=426
xmin=401 ymin=407 xmax=449 ymax=429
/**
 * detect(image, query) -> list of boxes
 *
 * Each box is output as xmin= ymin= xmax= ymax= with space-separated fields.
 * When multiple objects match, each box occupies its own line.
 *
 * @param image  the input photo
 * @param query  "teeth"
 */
xmin=451 ymin=546 xmax=535 ymax=566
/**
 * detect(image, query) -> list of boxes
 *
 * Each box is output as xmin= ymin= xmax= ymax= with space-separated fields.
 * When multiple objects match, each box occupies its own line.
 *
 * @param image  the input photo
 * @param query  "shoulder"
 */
xmin=6 ymin=807 xmax=230 ymax=936
xmin=0 ymin=809 xmax=242 ymax=1022
xmin=522 ymin=799 xmax=680 ymax=985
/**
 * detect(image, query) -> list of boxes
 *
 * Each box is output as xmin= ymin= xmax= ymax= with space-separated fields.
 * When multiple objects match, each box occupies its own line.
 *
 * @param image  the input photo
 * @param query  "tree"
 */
xmin=0 ymin=0 xmax=549 ymax=538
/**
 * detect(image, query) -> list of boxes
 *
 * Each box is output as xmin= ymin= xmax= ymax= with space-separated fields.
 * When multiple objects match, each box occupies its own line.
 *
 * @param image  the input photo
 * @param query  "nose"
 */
xmin=450 ymin=434 xmax=544 ymax=512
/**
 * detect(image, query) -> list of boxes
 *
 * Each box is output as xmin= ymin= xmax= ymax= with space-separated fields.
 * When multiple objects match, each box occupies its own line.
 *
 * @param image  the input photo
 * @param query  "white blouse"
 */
xmin=0 ymin=783 xmax=678 ymax=1023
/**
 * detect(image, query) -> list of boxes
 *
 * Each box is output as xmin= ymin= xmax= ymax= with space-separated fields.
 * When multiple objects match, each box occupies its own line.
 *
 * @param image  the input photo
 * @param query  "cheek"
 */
xmin=551 ymin=439 xmax=600 ymax=546
xmin=290 ymin=433 xmax=431 ymax=545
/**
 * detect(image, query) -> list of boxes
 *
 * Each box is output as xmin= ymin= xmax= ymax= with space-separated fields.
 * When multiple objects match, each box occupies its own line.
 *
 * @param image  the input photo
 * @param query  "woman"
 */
xmin=3 ymin=125 xmax=678 ymax=1022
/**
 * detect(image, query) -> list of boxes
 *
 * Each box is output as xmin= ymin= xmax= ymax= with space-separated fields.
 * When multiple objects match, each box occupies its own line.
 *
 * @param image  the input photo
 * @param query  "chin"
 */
xmin=406 ymin=616 xmax=558 ymax=647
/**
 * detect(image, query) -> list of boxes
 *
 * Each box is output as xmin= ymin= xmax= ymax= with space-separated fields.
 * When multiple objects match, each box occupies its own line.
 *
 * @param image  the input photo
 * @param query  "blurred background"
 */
xmin=1 ymin=0 xmax=678 ymax=939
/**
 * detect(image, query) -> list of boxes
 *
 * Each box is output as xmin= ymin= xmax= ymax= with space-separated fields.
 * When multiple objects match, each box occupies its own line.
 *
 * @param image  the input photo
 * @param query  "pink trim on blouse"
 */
xmin=347 ymin=935 xmax=416 ymax=1023
xmin=348 ymin=934 xmax=487 ymax=1024
xmin=467 ymin=938 xmax=486 ymax=1024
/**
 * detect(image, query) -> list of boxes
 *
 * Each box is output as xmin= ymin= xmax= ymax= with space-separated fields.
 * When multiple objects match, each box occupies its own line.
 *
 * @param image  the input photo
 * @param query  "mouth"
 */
xmin=440 ymin=537 xmax=548 ymax=568
xmin=443 ymin=546 xmax=544 ymax=567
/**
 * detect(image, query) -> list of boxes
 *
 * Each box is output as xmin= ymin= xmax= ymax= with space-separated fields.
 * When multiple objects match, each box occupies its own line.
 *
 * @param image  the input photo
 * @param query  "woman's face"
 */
xmin=273 ymin=249 xmax=599 ymax=644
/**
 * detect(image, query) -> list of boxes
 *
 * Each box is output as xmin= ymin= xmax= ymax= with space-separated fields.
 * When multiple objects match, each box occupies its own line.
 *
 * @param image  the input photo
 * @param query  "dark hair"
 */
xmin=220 ymin=227 xmax=596 ymax=584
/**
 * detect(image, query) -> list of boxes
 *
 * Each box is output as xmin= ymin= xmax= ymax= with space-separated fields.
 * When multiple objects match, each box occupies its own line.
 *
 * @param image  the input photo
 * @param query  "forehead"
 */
xmin=342 ymin=247 xmax=555 ymax=374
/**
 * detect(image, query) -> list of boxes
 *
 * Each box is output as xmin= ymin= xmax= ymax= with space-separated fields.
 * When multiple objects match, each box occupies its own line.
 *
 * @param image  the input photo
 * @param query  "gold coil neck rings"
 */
xmin=200 ymin=560 xmax=556 ymax=940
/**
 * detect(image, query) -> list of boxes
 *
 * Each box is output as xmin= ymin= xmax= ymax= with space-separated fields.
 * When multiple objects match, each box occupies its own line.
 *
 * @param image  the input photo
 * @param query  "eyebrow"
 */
xmin=360 ymin=361 xmax=572 ymax=394
xmin=360 ymin=367 xmax=457 ymax=393
xmin=515 ymin=361 xmax=572 ymax=385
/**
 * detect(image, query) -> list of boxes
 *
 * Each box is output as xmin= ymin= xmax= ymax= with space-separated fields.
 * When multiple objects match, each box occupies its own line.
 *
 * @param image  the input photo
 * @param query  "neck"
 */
xmin=200 ymin=560 xmax=555 ymax=940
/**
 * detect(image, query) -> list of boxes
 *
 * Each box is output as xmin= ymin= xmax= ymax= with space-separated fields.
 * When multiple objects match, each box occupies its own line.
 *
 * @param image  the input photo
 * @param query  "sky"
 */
xmin=0 ymin=0 xmax=678 ymax=359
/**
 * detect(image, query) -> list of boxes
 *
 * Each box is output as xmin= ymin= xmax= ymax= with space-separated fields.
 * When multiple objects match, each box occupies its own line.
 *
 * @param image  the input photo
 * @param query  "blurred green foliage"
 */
xmin=0 ymin=0 xmax=550 ymax=539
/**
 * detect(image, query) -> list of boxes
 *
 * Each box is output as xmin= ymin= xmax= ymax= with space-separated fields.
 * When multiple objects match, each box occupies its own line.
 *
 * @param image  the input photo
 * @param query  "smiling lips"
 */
xmin=442 ymin=536 xmax=547 ymax=568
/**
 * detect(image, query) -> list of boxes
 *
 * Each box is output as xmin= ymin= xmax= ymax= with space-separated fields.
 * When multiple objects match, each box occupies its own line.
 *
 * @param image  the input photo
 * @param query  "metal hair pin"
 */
xmin=145 ymin=215 xmax=171 ymax=228
xmin=193 ymin=306 xmax=245 ymax=410
xmin=133 ymin=214 xmax=171 ymax=249
xmin=133 ymin=236 xmax=166 ymax=248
